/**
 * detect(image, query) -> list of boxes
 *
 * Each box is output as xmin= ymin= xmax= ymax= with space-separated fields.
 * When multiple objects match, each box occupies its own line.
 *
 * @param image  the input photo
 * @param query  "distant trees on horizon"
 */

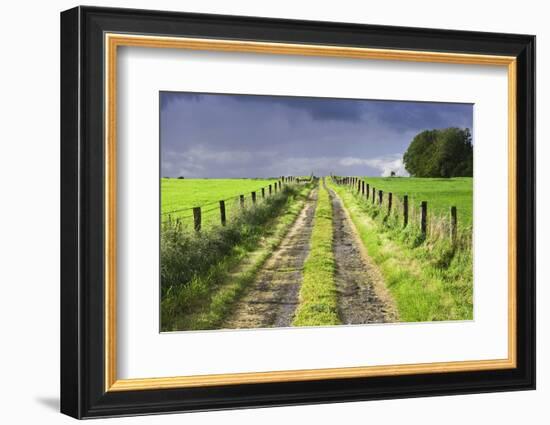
xmin=403 ymin=127 xmax=473 ymax=178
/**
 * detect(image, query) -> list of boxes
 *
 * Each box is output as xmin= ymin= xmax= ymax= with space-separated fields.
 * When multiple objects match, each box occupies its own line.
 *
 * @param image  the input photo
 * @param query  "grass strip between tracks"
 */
xmin=293 ymin=180 xmax=340 ymax=327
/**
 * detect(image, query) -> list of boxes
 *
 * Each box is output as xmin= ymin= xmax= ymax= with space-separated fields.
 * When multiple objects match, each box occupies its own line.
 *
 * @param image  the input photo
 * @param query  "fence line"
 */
xmin=163 ymin=176 xmax=311 ymax=231
xmin=332 ymin=176 xmax=465 ymax=246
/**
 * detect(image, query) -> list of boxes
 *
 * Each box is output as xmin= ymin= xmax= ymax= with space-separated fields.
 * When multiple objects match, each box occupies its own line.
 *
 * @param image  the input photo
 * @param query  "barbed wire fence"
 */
xmin=162 ymin=176 xmax=312 ymax=232
xmin=331 ymin=176 xmax=471 ymax=247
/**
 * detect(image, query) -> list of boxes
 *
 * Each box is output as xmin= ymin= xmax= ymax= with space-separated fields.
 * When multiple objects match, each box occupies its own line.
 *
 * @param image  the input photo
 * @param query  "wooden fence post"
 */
xmin=278 ymin=181 xmax=282 ymax=191
xmin=378 ymin=190 xmax=383 ymax=206
xmin=372 ymin=187 xmax=375 ymax=203
xmin=261 ymin=187 xmax=265 ymax=199
xmin=362 ymin=180 xmax=365 ymax=196
xmin=269 ymin=184 xmax=272 ymax=195
xmin=240 ymin=194 xmax=245 ymax=207
xmin=219 ymin=200 xmax=226 ymax=226
xmin=274 ymin=183 xmax=277 ymax=193
xmin=451 ymin=206 xmax=457 ymax=244
xmin=403 ymin=195 xmax=409 ymax=227
xmin=366 ymin=183 xmax=370 ymax=199
xmin=357 ymin=180 xmax=361 ymax=194
xmin=251 ymin=191 xmax=256 ymax=204
xmin=421 ymin=201 xmax=427 ymax=236
xmin=193 ymin=207 xmax=201 ymax=231
xmin=388 ymin=192 xmax=392 ymax=214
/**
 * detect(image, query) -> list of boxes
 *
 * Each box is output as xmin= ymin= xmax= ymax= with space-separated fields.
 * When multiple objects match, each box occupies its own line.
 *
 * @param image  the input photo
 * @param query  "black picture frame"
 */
xmin=61 ymin=5 xmax=535 ymax=419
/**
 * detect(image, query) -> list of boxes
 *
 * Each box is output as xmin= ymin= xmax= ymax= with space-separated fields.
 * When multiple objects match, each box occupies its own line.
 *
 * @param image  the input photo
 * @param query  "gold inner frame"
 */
xmin=104 ymin=33 xmax=517 ymax=392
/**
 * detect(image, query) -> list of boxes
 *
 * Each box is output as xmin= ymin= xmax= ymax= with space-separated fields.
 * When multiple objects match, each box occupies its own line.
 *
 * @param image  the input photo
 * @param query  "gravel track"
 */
xmin=328 ymin=188 xmax=396 ymax=324
xmin=221 ymin=188 xmax=318 ymax=329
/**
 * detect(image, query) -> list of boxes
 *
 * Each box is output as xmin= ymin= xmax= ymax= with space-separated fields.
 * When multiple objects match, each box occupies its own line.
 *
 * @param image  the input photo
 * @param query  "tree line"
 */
xmin=403 ymin=127 xmax=473 ymax=178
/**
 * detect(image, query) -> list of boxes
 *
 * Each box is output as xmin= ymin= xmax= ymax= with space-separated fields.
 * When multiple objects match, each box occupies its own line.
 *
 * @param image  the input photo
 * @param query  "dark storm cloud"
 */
xmin=227 ymin=95 xmax=364 ymax=122
xmin=362 ymin=101 xmax=473 ymax=131
xmin=160 ymin=92 xmax=473 ymax=178
xmin=160 ymin=91 xmax=202 ymax=110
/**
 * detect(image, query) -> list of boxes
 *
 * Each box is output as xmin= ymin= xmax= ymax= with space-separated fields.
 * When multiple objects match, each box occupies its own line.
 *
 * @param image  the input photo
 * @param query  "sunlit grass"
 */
xmin=161 ymin=178 xmax=279 ymax=228
xmin=361 ymin=177 xmax=472 ymax=226
xmin=293 ymin=180 xmax=340 ymax=327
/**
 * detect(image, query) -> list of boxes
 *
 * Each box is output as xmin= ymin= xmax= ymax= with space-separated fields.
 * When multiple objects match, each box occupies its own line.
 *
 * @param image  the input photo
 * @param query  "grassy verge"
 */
xmin=161 ymin=183 xmax=314 ymax=331
xmin=327 ymin=178 xmax=472 ymax=322
xmin=292 ymin=180 xmax=340 ymax=327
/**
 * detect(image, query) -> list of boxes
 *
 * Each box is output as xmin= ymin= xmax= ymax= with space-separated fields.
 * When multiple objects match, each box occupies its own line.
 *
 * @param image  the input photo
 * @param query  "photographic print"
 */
xmin=160 ymin=92 xmax=474 ymax=332
xmin=61 ymin=9 xmax=535 ymax=417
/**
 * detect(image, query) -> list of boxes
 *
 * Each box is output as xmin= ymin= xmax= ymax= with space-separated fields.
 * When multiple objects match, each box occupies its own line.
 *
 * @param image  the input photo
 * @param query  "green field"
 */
xmin=361 ymin=177 xmax=473 ymax=226
xmin=161 ymin=178 xmax=278 ymax=228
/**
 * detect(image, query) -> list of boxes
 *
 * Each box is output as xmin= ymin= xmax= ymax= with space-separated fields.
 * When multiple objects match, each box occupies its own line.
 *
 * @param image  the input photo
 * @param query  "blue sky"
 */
xmin=160 ymin=92 xmax=473 ymax=178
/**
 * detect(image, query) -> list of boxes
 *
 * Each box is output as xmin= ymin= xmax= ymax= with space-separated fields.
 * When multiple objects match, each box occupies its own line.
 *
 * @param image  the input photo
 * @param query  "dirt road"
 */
xmin=221 ymin=188 xmax=319 ymax=329
xmin=328 ymin=188 xmax=398 ymax=324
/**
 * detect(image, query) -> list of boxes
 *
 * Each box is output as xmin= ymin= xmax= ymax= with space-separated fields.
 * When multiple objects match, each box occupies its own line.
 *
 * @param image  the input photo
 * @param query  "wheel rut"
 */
xmin=328 ymin=188 xmax=397 ymax=324
xmin=221 ymin=188 xmax=319 ymax=329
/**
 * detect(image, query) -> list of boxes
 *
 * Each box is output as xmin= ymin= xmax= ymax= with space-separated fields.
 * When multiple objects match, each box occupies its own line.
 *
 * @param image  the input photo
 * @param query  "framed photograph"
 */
xmin=60 ymin=6 xmax=535 ymax=419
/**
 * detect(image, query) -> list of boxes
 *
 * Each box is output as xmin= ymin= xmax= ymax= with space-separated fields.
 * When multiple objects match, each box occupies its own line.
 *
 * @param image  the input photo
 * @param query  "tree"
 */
xmin=403 ymin=128 xmax=473 ymax=177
